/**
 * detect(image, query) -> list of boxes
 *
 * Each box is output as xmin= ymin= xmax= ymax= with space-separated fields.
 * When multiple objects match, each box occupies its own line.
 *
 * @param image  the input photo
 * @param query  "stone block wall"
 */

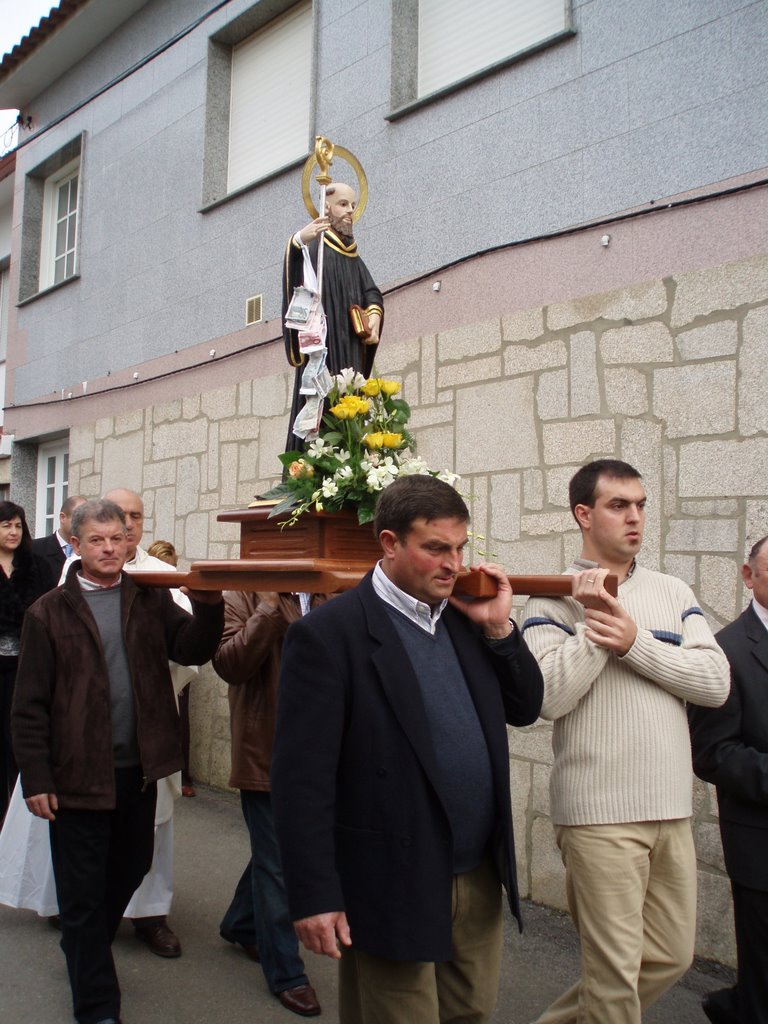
xmin=67 ymin=252 xmax=768 ymax=965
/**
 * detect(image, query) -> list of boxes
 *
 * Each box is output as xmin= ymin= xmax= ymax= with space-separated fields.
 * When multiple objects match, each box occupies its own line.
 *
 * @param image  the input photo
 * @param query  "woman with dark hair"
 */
xmin=0 ymin=501 xmax=55 ymax=821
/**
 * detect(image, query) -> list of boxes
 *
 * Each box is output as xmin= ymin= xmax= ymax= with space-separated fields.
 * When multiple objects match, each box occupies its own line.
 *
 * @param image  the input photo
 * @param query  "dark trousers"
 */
xmin=50 ymin=766 xmax=157 ymax=1024
xmin=706 ymin=882 xmax=768 ymax=1024
xmin=0 ymin=658 xmax=19 ymax=823
xmin=220 ymin=789 xmax=307 ymax=995
xmin=178 ymin=684 xmax=192 ymax=786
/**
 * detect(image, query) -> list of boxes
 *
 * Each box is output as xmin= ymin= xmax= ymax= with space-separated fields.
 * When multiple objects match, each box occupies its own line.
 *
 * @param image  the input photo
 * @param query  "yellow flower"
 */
xmin=363 ymin=432 xmax=384 ymax=449
xmin=331 ymin=395 xmax=370 ymax=420
xmin=381 ymin=432 xmax=403 ymax=448
xmin=361 ymin=379 xmax=381 ymax=396
xmin=380 ymin=380 xmax=401 ymax=397
xmin=288 ymin=459 xmax=314 ymax=479
xmin=329 ymin=402 xmax=351 ymax=420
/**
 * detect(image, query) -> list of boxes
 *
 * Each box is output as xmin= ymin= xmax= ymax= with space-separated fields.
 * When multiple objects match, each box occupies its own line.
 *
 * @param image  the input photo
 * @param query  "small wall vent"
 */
xmin=246 ymin=294 xmax=263 ymax=325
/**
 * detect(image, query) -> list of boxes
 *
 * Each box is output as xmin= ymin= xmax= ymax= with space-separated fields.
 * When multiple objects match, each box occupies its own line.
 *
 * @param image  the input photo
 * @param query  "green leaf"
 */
xmin=267 ymin=493 xmax=301 ymax=518
xmin=260 ymin=482 xmax=291 ymax=500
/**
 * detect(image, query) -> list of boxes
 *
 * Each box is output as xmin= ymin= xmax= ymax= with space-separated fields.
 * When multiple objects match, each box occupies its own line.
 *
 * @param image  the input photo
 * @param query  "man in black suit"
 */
xmin=689 ymin=534 xmax=768 ymax=1024
xmin=32 ymin=495 xmax=86 ymax=584
xmin=271 ymin=475 xmax=543 ymax=1024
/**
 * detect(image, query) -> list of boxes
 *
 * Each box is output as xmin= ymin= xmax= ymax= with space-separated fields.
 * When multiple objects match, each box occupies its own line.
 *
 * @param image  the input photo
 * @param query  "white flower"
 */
xmin=307 ymin=438 xmax=333 ymax=458
xmin=366 ymin=457 xmax=398 ymax=491
xmin=437 ymin=469 xmax=462 ymax=488
xmin=321 ymin=478 xmax=339 ymax=498
xmin=398 ymin=456 xmax=430 ymax=476
xmin=335 ymin=448 xmax=351 ymax=463
xmin=334 ymin=464 xmax=353 ymax=481
xmin=333 ymin=367 xmax=367 ymax=395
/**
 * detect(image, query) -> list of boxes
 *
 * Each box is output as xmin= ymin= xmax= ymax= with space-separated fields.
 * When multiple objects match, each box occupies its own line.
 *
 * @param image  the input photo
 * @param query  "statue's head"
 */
xmin=325 ymin=182 xmax=356 ymax=237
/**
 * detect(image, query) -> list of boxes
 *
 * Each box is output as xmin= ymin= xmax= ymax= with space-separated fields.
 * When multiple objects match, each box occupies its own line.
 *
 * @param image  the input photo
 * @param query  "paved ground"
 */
xmin=0 ymin=786 xmax=735 ymax=1023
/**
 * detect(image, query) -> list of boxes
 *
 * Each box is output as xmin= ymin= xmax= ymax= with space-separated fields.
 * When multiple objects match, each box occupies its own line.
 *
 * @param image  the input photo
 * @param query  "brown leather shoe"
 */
xmin=220 ymin=929 xmax=261 ymax=962
xmin=277 ymin=983 xmax=321 ymax=1017
xmin=133 ymin=918 xmax=182 ymax=958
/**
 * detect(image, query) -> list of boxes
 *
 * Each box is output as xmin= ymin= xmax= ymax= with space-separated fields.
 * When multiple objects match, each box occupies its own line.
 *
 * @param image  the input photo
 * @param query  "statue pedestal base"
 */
xmin=218 ymin=505 xmax=380 ymax=563
xmin=130 ymin=505 xmax=618 ymax=597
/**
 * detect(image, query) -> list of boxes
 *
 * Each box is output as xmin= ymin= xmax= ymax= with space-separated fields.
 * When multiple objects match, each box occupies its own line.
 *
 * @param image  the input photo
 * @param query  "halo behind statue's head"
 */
xmin=302 ymin=144 xmax=368 ymax=223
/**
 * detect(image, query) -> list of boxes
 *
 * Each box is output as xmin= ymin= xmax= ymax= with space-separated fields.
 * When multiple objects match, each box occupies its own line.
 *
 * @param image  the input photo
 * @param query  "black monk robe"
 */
xmin=282 ymin=228 xmax=384 ymax=449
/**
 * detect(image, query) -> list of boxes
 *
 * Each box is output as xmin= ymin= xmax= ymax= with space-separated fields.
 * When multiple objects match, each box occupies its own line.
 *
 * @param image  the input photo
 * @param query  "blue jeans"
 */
xmin=220 ymin=789 xmax=308 ymax=995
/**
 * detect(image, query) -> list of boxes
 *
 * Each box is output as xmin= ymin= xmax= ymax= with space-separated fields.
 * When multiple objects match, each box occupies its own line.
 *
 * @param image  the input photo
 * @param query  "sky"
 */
xmin=0 ymin=0 xmax=61 ymax=150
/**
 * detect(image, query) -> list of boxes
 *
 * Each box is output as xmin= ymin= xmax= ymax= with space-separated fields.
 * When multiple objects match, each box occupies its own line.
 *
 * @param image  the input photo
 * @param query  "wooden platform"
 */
xmin=132 ymin=506 xmax=618 ymax=597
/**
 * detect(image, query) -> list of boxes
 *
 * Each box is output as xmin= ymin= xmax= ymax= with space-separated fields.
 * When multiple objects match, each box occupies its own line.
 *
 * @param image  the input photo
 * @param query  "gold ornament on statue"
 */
xmin=301 ymin=135 xmax=368 ymax=222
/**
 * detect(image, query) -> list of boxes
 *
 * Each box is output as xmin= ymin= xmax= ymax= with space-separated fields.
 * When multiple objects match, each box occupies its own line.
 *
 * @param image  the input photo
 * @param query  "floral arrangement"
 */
xmin=263 ymin=368 xmax=460 ymax=525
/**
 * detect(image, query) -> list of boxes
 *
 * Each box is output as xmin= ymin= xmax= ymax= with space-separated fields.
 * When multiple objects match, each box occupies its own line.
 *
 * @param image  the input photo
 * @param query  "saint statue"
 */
xmin=283 ymin=175 xmax=383 ymax=449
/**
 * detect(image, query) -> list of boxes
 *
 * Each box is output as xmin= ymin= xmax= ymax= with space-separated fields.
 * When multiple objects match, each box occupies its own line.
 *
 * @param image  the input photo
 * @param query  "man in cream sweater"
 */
xmin=523 ymin=459 xmax=730 ymax=1024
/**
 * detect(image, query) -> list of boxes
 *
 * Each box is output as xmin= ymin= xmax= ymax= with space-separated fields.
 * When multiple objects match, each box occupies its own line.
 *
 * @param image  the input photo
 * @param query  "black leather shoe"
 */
xmin=220 ymin=929 xmax=261 ymax=962
xmin=133 ymin=918 xmax=182 ymax=957
xmin=277 ymin=983 xmax=321 ymax=1017
xmin=702 ymin=988 xmax=739 ymax=1024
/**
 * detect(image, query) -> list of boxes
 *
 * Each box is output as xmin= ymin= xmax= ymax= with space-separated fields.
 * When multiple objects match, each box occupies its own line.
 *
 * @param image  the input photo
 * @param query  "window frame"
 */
xmin=388 ymin=0 xmax=575 ymax=120
xmin=35 ymin=440 xmax=70 ymax=539
xmin=18 ymin=134 xmax=84 ymax=304
xmin=201 ymin=0 xmax=317 ymax=210
xmin=39 ymin=157 xmax=81 ymax=292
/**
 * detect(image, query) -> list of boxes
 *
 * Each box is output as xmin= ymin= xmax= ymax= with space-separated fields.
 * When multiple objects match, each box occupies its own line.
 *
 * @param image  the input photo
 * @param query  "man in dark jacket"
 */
xmin=689 ymin=534 xmax=768 ymax=1024
xmin=12 ymin=498 xmax=223 ymax=1024
xmin=271 ymin=475 xmax=544 ymax=1024
xmin=213 ymin=591 xmax=323 ymax=1017
xmin=32 ymin=494 xmax=86 ymax=583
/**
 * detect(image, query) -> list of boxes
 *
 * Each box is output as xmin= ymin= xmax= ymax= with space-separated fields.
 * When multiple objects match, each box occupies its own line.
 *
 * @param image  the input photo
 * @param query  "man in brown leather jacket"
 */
xmin=213 ymin=591 xmax=323 ymax=1018
xmin=11 ymin=498 xmax=223 ymax=1024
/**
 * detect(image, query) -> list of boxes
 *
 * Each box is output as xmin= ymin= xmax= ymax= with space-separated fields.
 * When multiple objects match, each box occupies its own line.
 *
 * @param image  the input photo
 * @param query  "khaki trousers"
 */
xmin=339 ymin=857 xmax=503 ymax=1024
xmin=536 ymin=819 xmax=696 ymax=1024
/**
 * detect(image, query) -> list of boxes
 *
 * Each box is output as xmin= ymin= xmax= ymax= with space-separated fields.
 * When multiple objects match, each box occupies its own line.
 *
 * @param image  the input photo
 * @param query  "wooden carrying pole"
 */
xmin=131 ymin=561 xmax=618 ymax=598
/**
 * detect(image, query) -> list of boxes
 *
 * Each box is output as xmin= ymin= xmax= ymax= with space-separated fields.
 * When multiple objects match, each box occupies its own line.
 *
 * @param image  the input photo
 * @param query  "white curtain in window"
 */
xmin=228 ymin=1 xmax=313 ymax=193
xmin=418 ymin=0 xmax=567 ymax=96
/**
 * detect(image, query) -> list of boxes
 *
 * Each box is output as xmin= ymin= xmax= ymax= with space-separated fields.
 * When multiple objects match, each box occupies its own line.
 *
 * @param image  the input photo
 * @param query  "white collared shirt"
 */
xmin=752 ymin=597 xmax=768 ymax=633
xmin=372 ymin=561 xmax=447 ymax=635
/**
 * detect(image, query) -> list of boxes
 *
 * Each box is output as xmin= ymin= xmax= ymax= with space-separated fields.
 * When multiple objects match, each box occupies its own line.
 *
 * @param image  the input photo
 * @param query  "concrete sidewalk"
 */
xmin=0 ymin=786 xmax=734 ymax=1023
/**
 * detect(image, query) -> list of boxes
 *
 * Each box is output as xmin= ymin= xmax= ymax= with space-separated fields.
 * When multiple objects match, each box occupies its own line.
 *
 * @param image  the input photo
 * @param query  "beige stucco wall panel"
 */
xmin=569 ymin=331 xmax=600 ymax=417
xmin=501 ymin=308 xmax=544 ymax=344
xmin=504 ymin=339 xmax=567 ymax=377
xmin=152 ymin=419 xmax=208 ymax=459
xmin=675 ymin=320 xmax=738 ymax=361
xmin=547 ymin=279 xmax=668 ymax=331
xmin=536 ymin=369 xmax=568 ymax=421
xmin=489 ymin=473 xmax=521 ymax=546
xmin=739 ymin=306 xmax=768 ymax=436
xmin=530 ymin=817 xmax=567 ymax=910
xmin=456 ymin=378 xmax=537 ymax=474
xmin=100 ymin=432 xmax=144 ymax=493
xmin=698 ymin=554 xmax=740 ymax=623
xmin=437 ymin=355 xmax=501 ymax=388
xmin=604 ymin=367 xmax=649 ymax=416
xmin=671 ymin=253 xmax=768 ymax=327
xmin=600 ymin=322 xmax=674 ymax=364
xmin=542 ymin=420 xmax=615 ymax=464
xmin=437 ymin=318 xmax=501 ymax=361
xmin=654 ymin=362 xmax=736 ymax=438
xmin=523 ymin=469 xmax=544 ymax=511
xmin=695 ymin=871 xmax=736 ymax=966
xmin=679 ymin=439 xmax=768 ymax=497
